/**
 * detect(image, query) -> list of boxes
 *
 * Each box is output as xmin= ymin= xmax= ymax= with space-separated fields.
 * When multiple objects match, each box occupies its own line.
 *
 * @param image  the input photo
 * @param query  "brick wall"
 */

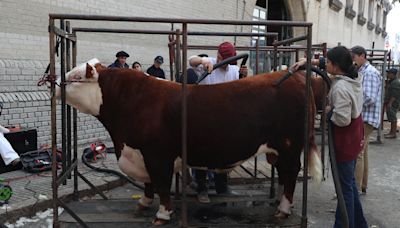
xmin=0 ymin=0 xmax=256 ymax=148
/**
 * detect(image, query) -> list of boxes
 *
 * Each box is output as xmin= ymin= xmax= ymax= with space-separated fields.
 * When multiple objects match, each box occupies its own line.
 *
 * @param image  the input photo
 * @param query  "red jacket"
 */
xmin=333 ymin=115 xmax=364 ymax=162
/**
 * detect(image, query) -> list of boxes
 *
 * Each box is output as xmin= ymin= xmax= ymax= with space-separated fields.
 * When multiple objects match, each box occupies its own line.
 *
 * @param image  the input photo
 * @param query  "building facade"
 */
xmin=0 ymin=0 xmax=392 ymax=148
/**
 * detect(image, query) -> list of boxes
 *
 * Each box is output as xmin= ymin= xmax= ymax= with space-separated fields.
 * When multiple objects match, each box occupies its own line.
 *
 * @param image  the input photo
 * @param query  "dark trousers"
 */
xmin=195 ymin=169 xmax=228 ymax=194
xmin=334 ymin=160 xmax=368 ymax=228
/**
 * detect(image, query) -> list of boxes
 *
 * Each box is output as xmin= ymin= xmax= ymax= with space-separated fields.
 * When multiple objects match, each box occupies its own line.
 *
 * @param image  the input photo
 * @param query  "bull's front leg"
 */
xmin=143 ymin=152 xmax=175 ymax=226
xmin=137 ymin=183 xmax=155 ymax=210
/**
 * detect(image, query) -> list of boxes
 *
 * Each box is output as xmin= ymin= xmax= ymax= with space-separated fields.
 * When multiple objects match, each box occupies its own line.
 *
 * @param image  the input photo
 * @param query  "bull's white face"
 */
xmin=55 ymin=58 xmax=103 ymax=116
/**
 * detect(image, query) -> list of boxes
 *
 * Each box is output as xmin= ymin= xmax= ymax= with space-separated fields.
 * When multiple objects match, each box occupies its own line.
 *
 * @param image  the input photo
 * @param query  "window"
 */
xmin=367 ymin=0 xmax=375 ymax=30
xmin=345 ymin=0 xmax=356 ymax=19
xmin=358 ymin=0 xmax=365 ymax=15
xmin=250 ymin=6 xmax=268 ymax=74
xmin=368 ymin=0 xmax=374 ymax=22
xmin=376 ymin=5 xmax=381 ymax=27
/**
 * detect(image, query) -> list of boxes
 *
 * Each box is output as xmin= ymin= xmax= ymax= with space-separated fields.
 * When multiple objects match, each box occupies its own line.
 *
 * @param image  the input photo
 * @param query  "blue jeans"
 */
xmin=334 ymin=160 xmax=368 ymax=228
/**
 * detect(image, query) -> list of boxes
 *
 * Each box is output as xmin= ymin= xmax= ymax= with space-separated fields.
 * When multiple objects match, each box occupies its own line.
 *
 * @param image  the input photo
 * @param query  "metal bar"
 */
xmin=72 ymin=31 xmax=79 ymax=201
xmin=49 ymin=25 xmax=76 ymax=41
xmin=56 ymin=199 xmax=89 ymax=228
xmin=269 ymin=164 xmax=275 ymax=199
xmin=49 ymin=17 xmax=59 ymax=228
xmin=50 ymin=14 xmax=312 ymax=26
xmin=60 ymin=19 xmax=67 ymax=186
xmin=301 ymin=25 xmax=312 ymax=228
xmin=174 ymin=29 xmax=181 ymax=200
xmin=66 ymin=21 xmax=72 ymax=180
xmin=377 ymin=50 xmax=388 ymax=143
xmin=273 ymin=35 xmax=308 ymax=46
xmin=273 ymin=45 xmax=278 ymax=71
xmin=73 ymin=27 xmax=279 ymax=37
xmin=240 ymin=165 xmax=255 ymax=177
xmin=187 ymin=45 xmax=324 ymax=52
xmin=254 ymin=39 xmax=259 ymax=178
xmin=56 ymin=160 xmax=78 ymax=187
xmin=175 ymin=29 xmax=182 ymax=83
xmin=77 ymin=171 xmax=108 ymax=200
xmin=181 ymin=23 xmax=188 ymax=228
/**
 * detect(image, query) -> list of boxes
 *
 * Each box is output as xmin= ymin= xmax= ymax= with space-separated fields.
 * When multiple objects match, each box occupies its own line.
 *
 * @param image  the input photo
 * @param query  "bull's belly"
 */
xmin=118 ymin=143 xmax=278 ymax=182
xmin=118 ymin=144 xmax=181 ymax=183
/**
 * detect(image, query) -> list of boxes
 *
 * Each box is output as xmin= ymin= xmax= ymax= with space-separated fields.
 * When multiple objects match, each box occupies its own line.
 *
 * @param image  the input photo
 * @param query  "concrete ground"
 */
xmin=2 ymin=122 xmax=400 ymax=227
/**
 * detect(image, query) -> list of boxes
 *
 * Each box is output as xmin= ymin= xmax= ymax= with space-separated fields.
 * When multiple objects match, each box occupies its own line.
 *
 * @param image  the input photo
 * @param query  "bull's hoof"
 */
xmin=274 ymin=210 xmax=290 ymax=219
xmin=137 ymin=202 xmax=151 ymax=211
xmin=152 ymin=218 xmax=170 ymax=226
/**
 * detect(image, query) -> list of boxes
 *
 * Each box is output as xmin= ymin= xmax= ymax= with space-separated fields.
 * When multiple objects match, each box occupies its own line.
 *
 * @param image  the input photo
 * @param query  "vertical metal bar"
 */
xmin=254 ymin=39 xmax=259 ymax=178
xmin=320 ymin=43 xmax=328 ymax=179
xmin=66 ymin=21 xmax=72 ymax=180
xmin=377 ymin=50 xmax=387 ymax=142
xmin=273 ymin=44 xmax=278 ymax=71
xmin=72 ymin=31 xmax=79 ymax=201
xmin=60 ymin=19 xmax=67 ymax=186
xmin=181 ymin=23 xmax=188 ymax=228
xmin=174 ymin=30 xmax=181 ymax=200
xmin=169 ymin=23 xmax=175 ymax=81
xmin=49 ymin=18 xmax=59 ymax=228
xmin=301 ymin=25 xmax=312 ymax=228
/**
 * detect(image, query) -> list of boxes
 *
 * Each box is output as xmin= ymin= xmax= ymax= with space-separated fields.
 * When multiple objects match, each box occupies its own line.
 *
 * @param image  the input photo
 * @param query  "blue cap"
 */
xmin=386 ymin=68 xmax=398 ymax=75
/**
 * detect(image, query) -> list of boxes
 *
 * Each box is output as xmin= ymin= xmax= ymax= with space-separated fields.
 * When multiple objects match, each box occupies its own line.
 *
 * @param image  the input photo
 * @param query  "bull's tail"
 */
xmin=308 ymin=133 xmax=322 ymax=183
xmin=308 ymin=90 xmax=322 ymax=183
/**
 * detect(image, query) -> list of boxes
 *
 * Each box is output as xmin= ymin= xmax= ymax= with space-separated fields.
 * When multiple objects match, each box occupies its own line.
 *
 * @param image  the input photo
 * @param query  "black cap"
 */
xmin=351 ymin=46 xmax=367 ymax=57
xmin=116 ymin=51 xmax=129 ymax=58
xmin=154 ymin=55 xmax=164 ymax=64
xmin=386 ymin=68 xmax=398 ymax=75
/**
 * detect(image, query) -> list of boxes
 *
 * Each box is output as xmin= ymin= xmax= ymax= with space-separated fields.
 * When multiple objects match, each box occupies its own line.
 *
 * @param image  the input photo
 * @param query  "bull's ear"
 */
xmin=85 ymin=63 xmax=94 ymax=79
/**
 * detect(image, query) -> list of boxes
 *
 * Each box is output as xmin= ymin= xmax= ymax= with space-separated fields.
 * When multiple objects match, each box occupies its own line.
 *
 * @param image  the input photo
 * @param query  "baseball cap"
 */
xmin=155 ymin=56 xmax=164 ymax=64
xmin=386 ymin=68 xmax=398 ymax=75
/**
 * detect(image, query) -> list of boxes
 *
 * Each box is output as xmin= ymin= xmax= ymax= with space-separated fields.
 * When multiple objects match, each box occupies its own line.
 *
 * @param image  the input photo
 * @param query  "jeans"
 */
xmin=334 ymin=160 xmax=368 ymax=228
xmin=195 ymin=169 xmax=227 ymax=194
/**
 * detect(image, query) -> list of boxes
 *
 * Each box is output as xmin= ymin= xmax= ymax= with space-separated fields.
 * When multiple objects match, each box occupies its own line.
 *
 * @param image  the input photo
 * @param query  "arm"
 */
xmin=362 ymin=72 xmax=381 ymax=107
xmin=290 ymin=57 xmax=322 ymax=71
xmin=189 ymin=56 xmax=213 ymax=73
xmin=331 ymin=86 xmax=352 ymax=127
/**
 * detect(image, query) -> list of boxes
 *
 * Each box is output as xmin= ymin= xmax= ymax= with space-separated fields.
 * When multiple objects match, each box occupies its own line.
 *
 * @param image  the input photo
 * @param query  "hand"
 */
xmin=201 ymin=57 xmax=213 ymax=73
xmin=239 ymin=66 xmax=248 ymax=77
xmin=290 ymin=58 xmax=307 ymax=72
xmin=325 ymin=105 xmax=332 ymax=114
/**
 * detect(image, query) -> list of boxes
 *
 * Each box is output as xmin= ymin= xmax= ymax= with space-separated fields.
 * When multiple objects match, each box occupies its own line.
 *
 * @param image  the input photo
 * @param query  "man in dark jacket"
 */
xmin=384 ymin=68 xmax=400 ymax=138
xmin=108 ymin=51 xmax=130 ymax=68
xmin=146 ymin=56 xmax=165 ymax=79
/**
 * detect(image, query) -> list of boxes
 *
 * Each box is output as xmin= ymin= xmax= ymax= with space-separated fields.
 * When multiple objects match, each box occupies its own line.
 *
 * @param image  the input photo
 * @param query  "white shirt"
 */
xmin=198 ymin=57 xmax=239 ymax=85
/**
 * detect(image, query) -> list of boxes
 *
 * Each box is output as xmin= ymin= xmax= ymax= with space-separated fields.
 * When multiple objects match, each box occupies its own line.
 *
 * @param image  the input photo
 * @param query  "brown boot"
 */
xmin=384 ymin=122 xmax=397 ymax=138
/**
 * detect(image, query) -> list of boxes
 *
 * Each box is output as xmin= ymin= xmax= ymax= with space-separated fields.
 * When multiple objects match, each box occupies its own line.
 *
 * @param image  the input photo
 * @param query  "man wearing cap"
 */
xmin=146 ymin=56 xmax=165 ymax=79
xmin=188 ymin=41 xmax=248 ymax=203
xmin=384 ymin=68 xmax=400 ymax=138
xmin=108 ymin=51 xmax=130 ymax=69
xmin=351 ymin=45 xmax=382 ymax=195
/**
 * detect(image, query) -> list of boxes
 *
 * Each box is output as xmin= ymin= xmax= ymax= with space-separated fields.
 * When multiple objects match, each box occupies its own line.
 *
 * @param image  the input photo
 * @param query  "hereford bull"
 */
xmin=56 ymin=58 xmax=322 ymax=225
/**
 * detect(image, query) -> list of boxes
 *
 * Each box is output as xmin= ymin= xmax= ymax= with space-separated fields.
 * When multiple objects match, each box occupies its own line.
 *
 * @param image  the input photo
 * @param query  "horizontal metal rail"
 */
xmin=49 ymin=14 xmax=312 ymax=27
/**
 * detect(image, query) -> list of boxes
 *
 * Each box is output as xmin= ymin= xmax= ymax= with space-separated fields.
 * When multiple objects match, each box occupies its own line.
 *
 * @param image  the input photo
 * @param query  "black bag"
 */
xmin=20 ymin=149 xmax=53 ymax=173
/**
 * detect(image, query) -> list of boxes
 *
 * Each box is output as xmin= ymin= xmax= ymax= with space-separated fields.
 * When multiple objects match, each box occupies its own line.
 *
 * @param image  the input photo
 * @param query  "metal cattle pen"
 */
xmin=48 ymin=14 xmax=314 ymax=227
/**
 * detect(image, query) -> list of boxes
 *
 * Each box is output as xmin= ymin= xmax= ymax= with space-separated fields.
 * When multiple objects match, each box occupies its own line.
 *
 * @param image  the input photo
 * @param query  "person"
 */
xmin=0 ymin=124 xmax=20 ymax=167
xmin=177 ymin=54 xmax=208 ymax=84
xmin=132 ymin=61 xmax=142 ymax=71
xmin=188 ymin=41 xmax=247 ymax=203
xmin=293 ymin=46 xmax=368 ymax=228
xmin=146 ymin=56 xmax=165 ymax=79
xmin=351 ymin=45 xmax=382 ymax=195
xmin=108 ymin=51 xmax=130 ymax=69
xmin=383 ymin=68 xmax=400 ymax=138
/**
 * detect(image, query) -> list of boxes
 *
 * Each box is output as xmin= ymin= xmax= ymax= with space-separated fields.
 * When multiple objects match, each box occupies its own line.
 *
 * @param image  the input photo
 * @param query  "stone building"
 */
xmin=0 ymin=0 xmax=392 ymax=147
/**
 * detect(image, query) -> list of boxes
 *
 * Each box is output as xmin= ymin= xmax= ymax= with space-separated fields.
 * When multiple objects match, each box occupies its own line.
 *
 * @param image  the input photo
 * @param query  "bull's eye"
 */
xmin=74 ymin=75 xmax=82 ymax=80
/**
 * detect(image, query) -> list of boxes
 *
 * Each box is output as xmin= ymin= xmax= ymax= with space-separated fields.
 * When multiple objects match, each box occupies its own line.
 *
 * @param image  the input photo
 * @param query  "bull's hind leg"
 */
xmin=275 ymin=149 xmax=302 ymax=219
xmin=142 ymin=152 xmax=175 ymax=225
xmin=137 ymin=183 xmax=155 ymax=210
